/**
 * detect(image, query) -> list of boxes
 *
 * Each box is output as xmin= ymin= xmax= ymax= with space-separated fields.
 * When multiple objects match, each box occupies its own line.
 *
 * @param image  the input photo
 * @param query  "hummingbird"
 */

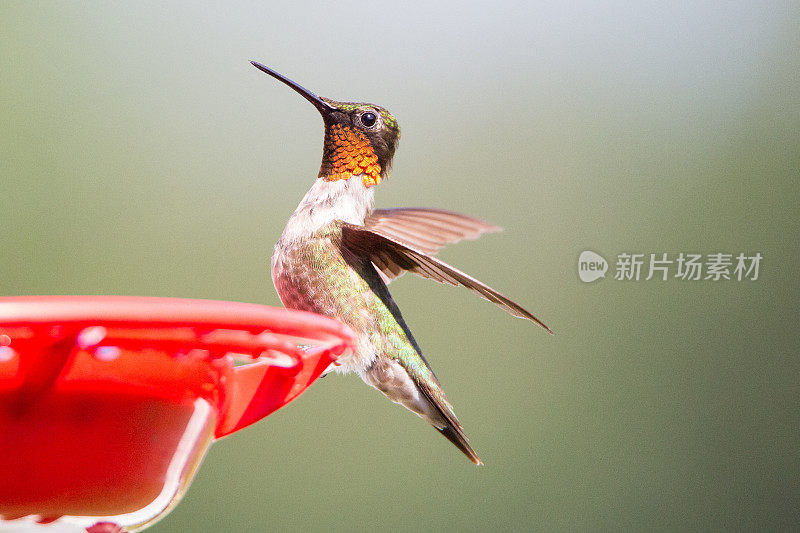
xmin=252 ymin=61 xmax=551 ymax=465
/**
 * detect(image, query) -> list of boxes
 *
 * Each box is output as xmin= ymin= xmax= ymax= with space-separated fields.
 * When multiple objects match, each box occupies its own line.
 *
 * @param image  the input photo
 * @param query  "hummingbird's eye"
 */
xmin=360 ymin=111 xmax=377 ymax=128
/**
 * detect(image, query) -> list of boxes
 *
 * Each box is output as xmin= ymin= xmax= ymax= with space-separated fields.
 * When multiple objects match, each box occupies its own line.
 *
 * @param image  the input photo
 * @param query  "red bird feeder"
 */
xmin=0 ymin=296 xmax=354 ymax=532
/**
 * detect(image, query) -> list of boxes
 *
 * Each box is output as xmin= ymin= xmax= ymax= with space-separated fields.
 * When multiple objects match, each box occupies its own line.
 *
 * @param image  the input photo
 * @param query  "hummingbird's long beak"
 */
xmin=250 ymin=61 xmax=334 ymax=115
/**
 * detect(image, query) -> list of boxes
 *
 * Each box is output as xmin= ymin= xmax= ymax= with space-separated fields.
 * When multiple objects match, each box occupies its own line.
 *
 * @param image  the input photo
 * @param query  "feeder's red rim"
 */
xmin=0 ymin=296 xmax=355 ymax=346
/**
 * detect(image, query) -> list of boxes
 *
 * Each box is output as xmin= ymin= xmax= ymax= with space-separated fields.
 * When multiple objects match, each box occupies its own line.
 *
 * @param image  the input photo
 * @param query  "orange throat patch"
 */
xmin=319 ymin=124 xmax=382 ymax=187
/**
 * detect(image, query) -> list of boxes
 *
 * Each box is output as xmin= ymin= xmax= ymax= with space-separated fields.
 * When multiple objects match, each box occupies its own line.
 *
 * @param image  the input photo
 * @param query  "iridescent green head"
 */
xmin=251 ymin=61 xmax=401 ymax=187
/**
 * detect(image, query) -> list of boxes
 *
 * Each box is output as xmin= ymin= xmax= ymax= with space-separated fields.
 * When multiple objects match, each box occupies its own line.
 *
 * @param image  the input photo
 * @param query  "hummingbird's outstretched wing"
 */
xmin=341 ymin=223 xmax=552 ymax=333
xmin=362 ymin=208 xmax=500 ymax=284
xmin=363 ymin=208 xmax=501 ymax=256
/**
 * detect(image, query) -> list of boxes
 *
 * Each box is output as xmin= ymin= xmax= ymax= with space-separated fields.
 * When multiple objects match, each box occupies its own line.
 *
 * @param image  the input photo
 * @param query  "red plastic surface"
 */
xmin=0 ymin=296 xmax=354 ymax=526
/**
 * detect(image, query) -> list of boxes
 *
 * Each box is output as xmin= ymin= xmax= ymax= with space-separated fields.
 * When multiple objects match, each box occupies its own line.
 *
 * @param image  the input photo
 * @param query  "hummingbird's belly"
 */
xmin=271 ymin=231 xmax=449 ymax=432
xmin=362 ymin=356 xmax=446 ymax=428
xmin=271 ymin=234 xmax=380 ymax=373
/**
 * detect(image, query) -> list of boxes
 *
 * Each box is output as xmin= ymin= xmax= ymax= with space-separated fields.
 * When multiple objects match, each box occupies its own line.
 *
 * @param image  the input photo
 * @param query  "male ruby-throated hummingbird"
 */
xmin=252 ymin=61 xmax=551 ymax=465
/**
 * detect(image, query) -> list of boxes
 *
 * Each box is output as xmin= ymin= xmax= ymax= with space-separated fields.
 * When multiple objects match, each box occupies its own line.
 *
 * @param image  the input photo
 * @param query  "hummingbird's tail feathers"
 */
xmin=408 ymin=359 xmax=484 ymax=466
xmin=363 ymin=355 xmax=482 ymax=466
xmin=341 ymin=223 xmax=552 ymax=334
xmin=436 ymin=422 xmax=483 ymax=466
xmin=363 ymin=208 xmax=501 ymax=258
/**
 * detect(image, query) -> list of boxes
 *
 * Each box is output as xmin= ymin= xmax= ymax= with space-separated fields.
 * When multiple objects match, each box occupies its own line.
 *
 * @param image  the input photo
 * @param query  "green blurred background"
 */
xmin=1 ymin=2 xmax=798 ymax=531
